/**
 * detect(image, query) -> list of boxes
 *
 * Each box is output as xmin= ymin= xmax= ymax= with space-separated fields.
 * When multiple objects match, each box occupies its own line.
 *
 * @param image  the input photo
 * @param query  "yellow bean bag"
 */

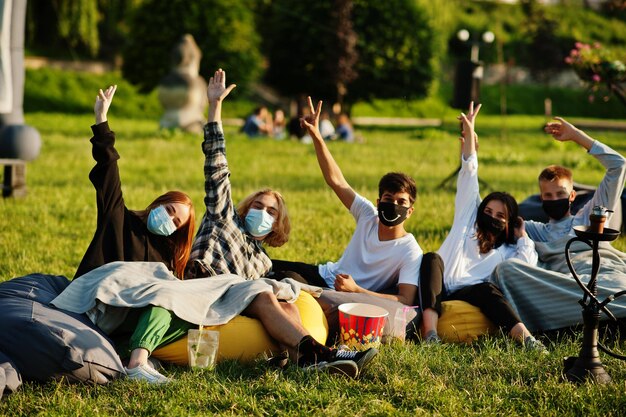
xmin=437 ymin=300 xmax=498 ymax=343
xmin=152 ymin=291 xmax=328 ymax=366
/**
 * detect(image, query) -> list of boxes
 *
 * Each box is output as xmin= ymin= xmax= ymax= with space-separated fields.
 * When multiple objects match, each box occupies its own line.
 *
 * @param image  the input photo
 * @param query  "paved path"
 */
xmin=223 ymin=117 xmax=442 ymax=128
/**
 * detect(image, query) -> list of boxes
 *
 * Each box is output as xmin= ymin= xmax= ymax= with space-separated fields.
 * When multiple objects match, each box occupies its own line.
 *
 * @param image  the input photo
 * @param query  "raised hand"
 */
xmin=300 ymin=96 xmax=322 ymax=136
xmin=458 ymin=101 xmax=481 ymax=157
xmin=544 ymin=117 xmax=577 ymax=142
xmin=207 ymin=69 xmax=236 ymax=103
xmin=94 ymin=85 xmax=117 ymax=124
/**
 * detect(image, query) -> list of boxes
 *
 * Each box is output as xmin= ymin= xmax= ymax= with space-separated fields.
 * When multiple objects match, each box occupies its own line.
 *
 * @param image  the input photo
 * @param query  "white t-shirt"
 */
xmin=437 ymin=153 xmax=538 ymax=294
xmin=318 ymin=194 xmax=423 ymax=292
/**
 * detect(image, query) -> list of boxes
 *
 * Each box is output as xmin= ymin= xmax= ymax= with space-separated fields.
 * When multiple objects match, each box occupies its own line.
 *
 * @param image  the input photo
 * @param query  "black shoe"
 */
xmin=266 ymin=351 xmax=290 ymax=370
xmin=330 ymin=347 xmax=379 ymax=374
xmin=301 ymin=359 xmax=359 ymax=378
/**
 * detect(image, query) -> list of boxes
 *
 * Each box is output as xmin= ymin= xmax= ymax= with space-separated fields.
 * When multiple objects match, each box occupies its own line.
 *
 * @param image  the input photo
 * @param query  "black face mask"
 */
xmin=377 ymin=202 xmax=409 ymax=227
xmin=542 ymin=198 xmax=571 ymax=220
xmin=476 ymin=211 xmax=507 ymax=235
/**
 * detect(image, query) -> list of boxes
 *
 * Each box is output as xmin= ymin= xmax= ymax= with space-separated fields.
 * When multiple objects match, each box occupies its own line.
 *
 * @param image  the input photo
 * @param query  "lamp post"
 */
xmin=452 ymin=29 xmax=495 ymax=109
xmin=441 ymin=29 xmax=495 ymax=190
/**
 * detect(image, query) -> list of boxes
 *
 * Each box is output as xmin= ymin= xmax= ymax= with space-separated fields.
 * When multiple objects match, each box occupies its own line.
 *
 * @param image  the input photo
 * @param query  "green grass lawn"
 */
xmin=1 ymin=112 xmax=625 ymax=416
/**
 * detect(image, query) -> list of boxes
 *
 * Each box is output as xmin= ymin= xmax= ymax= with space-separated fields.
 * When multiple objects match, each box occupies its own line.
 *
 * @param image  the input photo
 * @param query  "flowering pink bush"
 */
xmin=566 ymin=42 xmax=626 ymax=105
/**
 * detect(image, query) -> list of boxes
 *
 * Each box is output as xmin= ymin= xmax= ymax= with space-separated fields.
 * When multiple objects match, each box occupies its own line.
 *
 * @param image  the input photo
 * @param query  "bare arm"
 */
xmin=301 ymin=97 xmax=356 ymax=210
xmin=334 ymin=274 xmax=417 ymax=305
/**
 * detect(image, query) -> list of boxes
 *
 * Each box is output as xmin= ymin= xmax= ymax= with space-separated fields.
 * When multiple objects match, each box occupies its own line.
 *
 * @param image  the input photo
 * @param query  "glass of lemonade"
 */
xmin=187 ymin=328 xmax=219 ymax=369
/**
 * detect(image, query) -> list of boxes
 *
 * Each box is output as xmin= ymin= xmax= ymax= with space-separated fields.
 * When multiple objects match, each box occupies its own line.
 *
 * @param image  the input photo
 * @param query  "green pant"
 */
xmin=113 ymin=306 xmax=195 ymax=357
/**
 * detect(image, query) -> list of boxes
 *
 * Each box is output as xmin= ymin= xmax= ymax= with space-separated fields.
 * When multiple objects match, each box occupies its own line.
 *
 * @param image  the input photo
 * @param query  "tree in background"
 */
xmin=348 ymin=0 xmax=437 ymax=103
xmin=261 ymin=0 xmax=438 ymax=108
xmin=260 ymin=1 xmax=351 ymax=105
xmin=520 ymin=0 xmax=570 ymax=84
xmin=26 ymin=0 xmax=100 ymax=57
xmin=122 ymin=0 xmax=262 ymax=93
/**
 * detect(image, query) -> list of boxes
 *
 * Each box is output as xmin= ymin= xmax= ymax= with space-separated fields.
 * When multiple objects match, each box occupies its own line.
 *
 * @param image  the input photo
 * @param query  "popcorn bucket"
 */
xmin=338 ymin=303 xmax=389 ymax=349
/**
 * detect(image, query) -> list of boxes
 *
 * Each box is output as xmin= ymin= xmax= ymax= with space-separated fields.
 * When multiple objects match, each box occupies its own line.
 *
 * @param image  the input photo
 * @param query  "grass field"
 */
xmin=1 ymin=111 xmax=625 ymax=416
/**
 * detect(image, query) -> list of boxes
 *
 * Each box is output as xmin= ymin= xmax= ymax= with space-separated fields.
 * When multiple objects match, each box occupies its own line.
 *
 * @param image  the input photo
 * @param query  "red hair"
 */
xmin=142 ymin=191 xmax=195 ymax=279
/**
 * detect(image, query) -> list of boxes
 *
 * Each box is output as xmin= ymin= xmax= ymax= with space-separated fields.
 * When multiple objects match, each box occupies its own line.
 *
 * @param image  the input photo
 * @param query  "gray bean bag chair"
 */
xmin=0 ymin=274 xmax=124 ymax=386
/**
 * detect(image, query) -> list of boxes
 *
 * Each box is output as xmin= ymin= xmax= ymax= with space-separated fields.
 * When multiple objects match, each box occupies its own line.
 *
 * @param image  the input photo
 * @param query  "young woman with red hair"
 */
xmin=74 ymin=85 xmax=196 ymax=383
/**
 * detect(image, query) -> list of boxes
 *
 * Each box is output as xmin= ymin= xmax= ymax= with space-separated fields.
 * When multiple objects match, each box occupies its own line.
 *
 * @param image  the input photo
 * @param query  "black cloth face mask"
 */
xmin=476 ymin=211 xmax=507 ymax=235
xmin=377 ymin=202 xmax=409 ymax=226
xmin=542 ymin=198 xmax=571 ymax=220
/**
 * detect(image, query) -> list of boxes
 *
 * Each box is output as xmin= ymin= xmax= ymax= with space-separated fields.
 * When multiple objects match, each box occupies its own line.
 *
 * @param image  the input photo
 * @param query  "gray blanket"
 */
xmin=52 ymin=262 xmax=321 ymax=334
xmin=492 ymin=236 xmax=626 ymax=331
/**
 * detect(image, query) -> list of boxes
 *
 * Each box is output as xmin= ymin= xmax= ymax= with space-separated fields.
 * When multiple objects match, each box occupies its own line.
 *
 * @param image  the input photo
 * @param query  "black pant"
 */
xmin=418 ymin=252 xmax=444 ymax=314
xmin=419 ymin=252 xmax=522 ymax=332
xmin=274 ymin=258 xmax=439 ymax=308
xmin=270 ymin=259 xmax=330 ymax=288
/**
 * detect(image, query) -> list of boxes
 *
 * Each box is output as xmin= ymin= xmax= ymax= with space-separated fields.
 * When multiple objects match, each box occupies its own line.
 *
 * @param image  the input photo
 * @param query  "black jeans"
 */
xmin=419 ymin=252 xmax=522 ymax=332
xmin=270 ymin=259 xmax=330 ymax=288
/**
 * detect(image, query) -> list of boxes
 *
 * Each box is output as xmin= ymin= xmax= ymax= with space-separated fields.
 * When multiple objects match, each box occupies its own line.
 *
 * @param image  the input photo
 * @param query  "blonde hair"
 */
xmin=236 ymin=188 xmax=290 ymax=247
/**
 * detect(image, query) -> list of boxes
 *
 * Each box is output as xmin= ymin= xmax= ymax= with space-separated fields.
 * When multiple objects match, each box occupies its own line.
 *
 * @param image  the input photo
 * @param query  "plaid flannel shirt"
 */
xmin=187 ymin=122 xmax=272 ymax=279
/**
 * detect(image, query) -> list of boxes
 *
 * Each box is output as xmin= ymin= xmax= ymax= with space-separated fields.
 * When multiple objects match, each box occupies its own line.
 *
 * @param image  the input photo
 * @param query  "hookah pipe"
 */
xmin=564 ymin=206 xmax=625 ymax=383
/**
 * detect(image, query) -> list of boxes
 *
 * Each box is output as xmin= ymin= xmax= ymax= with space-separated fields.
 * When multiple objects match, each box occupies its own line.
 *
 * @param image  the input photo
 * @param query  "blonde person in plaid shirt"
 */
xmin=181 ymin=69 xmax=378 ymax=377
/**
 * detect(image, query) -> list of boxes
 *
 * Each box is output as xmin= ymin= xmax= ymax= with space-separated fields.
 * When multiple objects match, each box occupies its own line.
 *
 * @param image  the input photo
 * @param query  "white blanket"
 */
xmin=52 ymin=261 xmax=322 ymax=334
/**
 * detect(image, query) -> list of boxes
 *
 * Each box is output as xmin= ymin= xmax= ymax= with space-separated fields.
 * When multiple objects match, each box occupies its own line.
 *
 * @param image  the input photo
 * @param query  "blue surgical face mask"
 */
xmin=147 ymin=205 xmax=177 ymax=236
xmin=245 ymin=208 xmax=275 ymax=238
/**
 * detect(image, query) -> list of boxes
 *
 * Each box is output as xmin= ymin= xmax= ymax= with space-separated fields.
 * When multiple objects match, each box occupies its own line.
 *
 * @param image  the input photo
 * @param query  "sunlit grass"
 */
xmin=1 ymin=112 xmax=625 ymax=415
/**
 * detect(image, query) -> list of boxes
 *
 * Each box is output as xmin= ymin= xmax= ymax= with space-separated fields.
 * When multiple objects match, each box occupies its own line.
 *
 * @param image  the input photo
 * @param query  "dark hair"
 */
xmin=253 ymin=106 xmax=267 ymax=116
xmin=378 ymin=172 xmax=417 ymax=205
xmin=475 ymin=191 xmax=518 ymax=254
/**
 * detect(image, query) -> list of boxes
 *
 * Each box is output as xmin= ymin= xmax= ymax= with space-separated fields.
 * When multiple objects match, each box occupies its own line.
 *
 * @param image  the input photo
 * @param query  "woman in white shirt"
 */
xmin=418 ymin=102 xmax=546 ymax=351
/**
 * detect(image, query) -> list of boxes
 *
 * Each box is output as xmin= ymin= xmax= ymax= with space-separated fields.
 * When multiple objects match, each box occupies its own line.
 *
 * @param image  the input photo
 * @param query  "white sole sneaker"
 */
xmin=125 ymin=364 xmax=171 ymax=384
xmin=304 ymin=360 xmax=359 ymax=378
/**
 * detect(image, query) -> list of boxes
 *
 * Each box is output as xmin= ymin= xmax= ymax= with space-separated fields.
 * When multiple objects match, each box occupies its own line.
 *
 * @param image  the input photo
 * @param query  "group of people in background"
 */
xmin=57 ymin=67 xmax=626 ymax=385
xmin=242 ymin=104 xmax=354 ymax=142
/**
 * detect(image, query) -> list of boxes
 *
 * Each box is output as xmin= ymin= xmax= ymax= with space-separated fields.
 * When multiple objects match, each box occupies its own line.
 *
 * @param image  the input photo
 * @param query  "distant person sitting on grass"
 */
xmin=271 ymin=96 xmax=436 ymax=337
xmin=418 ymin=102 xmax=546 ymax=351
xmin=336 ymin=113 xmax=354 ymax=142
xmin=273 ymin=109 xmax=287 ymax=139
xmin=492 ymin=117 xmax=626 ymax=332
xmin=73 ymin=85 xmax=197 ymax=383
xmin=319 ymin=110 xmax=336 ymax=140
xmin=241 ymin=105 xmax=273 ymax=138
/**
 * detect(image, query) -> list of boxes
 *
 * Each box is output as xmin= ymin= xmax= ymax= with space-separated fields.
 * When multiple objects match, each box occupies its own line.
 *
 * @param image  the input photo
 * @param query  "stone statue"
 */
xmin=158 ymin=34 xmax=208 ymax=134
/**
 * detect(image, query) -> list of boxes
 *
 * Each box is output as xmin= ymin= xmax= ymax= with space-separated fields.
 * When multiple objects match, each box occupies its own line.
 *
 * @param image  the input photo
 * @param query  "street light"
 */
xmin=452 ymin=29 xmax=495 ymax=109
xmin=443 ymin=29 xmax=496 ymax=191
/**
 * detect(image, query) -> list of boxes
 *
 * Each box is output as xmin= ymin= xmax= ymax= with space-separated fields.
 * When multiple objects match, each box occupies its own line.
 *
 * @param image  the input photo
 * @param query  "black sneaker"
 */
xmin=330 ymin=347 xmax=379 ymax=374
xmin=302 ymin=359 xmax=359 ymax=378
xmin=266 ymin=351 xmax=290 ymax=370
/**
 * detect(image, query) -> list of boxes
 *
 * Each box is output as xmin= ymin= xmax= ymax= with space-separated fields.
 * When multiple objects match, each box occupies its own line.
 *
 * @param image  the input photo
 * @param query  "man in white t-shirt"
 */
xmin=271 ymin=97 xmax=423 ymax=306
